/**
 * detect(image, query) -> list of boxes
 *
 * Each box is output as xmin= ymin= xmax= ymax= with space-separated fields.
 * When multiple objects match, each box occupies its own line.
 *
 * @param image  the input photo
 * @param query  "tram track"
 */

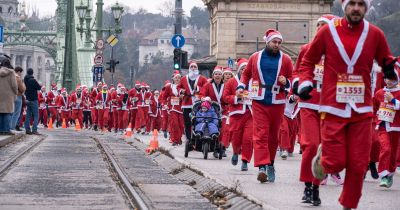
xmin=94 ymin=137 xmax=150 ymax=210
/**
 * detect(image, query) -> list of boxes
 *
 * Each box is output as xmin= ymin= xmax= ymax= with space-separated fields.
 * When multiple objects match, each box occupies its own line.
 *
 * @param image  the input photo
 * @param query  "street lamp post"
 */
xmin=75 ymin=0 xmax=124 ymax=86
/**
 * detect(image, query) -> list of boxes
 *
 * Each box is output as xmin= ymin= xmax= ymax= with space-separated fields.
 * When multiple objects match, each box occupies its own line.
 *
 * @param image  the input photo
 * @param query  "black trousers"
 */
xmin=83 ymin=110 xmax=92 ymax=126
xmin=183 ymin=108 xmax=192 ymax=141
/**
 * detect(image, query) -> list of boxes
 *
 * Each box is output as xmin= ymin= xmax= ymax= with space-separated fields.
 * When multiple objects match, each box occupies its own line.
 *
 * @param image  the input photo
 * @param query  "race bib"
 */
xmin=250 ymin=81 xmax=260 ymax=98
xmin=171 ymin=96 xmax=180 ymax=106
xmin=313 ymin=64 xmax=324 ymax=82
xmin=377 ymin=103 xmax=396 ymax=123
xmin=336 ymin=74 xmax=365 ymax=103
xmin=241 ymin=90 xmax=252 ymax=105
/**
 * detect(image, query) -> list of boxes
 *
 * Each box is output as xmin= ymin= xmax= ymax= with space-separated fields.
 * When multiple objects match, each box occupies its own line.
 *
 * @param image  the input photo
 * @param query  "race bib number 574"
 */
xmin=336 ymin=74 xmax=365 ymax=103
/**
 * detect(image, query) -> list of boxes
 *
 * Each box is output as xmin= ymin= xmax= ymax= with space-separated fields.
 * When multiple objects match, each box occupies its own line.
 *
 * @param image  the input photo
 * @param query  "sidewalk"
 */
xmin=129 ymin=132 xmax=400 ymax=210
xmin=0 ymin=132 xmax=24 ymax=147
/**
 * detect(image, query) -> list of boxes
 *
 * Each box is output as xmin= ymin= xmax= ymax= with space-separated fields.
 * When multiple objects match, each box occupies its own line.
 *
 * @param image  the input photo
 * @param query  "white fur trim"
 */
xmin=298 ymin=80 xmax=313 ymax=94
xmin=317 ymin=17 xmax=330 ymax=24
xmin=342 ymin=0 xmax=370 ymax=11
xmin=263 ymin=34 xmax=283 ymax=43
xmin=238 ymin=62 xmax=248 ymax=72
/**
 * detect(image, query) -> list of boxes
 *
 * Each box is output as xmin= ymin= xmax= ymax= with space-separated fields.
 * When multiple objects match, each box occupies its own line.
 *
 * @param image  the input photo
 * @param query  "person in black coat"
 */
xmin=23 ymin=68 xmax=42 ymax=134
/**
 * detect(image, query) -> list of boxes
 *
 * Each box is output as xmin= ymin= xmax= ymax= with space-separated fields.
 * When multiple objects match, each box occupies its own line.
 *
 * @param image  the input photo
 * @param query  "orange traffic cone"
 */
xmin=124 ymin=123 xmax=132 ymax=138
xmin=62 ymin=118 xmax=67 ymax=128
xmin=75 ymin=119 xmax=81 ymax=131
xmin=146 ymin=129 xmax=159 ymax=154
xmin=47 ymin=118 xmax=53 ymax=129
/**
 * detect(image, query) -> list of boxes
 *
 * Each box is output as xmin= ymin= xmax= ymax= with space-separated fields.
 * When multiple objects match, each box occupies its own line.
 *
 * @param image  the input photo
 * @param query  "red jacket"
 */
xmin=38 ymin=91 xmax=47 ymax=109
xmin=57 ymin=95 xmax=70 ymax=111
xmin=201 ymin=81 xmax=228 ymax=116
xmin=96 ymin=91 xmax=112 ymax=109
xmin=374 ymin=87 xmax=400 ymax=132
xmin=149 ymin=95 xmax=162 ymax=117
xmin=240 ymin=49 xmax=293 ymax=105
xmin=47 ymin=90 xmax=58 ymax=107
xmin=117 ymin=92 xmax=130 ymax=110
xmin=128 ymin=88 xmax=139 ymax=109
xmin=298 ymin=18 xmax=393 ymax=119
xmin=222 ymin=76 xmax=252 ymax=116
xmin=178 ymin=75 xmax=208 ymax=108
xmin=70 ymin=92 xmax=85 ymax=110
xmin=162 ymin=83 xmax=183 ymax=113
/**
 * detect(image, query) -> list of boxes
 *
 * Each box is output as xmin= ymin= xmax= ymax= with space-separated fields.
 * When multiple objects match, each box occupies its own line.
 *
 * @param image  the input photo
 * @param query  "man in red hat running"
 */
xmin=297 ymin=0 xmax=396 ymax=209
xmin=237 ymin=29 xmax=293 ymax=183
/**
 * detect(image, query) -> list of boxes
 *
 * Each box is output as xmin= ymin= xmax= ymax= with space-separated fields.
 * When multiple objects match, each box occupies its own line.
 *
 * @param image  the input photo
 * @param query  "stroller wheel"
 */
xmin=184 ymin=140 xmax=190 ymax=158
xmin=203 ymin=142 xmax=209 ymax=159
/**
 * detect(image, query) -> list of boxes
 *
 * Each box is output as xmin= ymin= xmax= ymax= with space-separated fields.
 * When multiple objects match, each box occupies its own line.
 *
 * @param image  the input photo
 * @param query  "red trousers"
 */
xmin=98 ymin=109 xmax=109 ymax=129
xmin=151 ymin=116 xmax=162 ymax=132
xmin=118 ymin=110 xmax=128 ymax=130
xmin=48 ymin=107 xmax=58 ymax=124
xmin=91 ymin=108 xmax=98 ymax=126
xmin=71 ymin=109 xmax=83 ymax=127
xmin=220 ymin=118 xmax=230 ymax=147
xmin=168 ymin=111 xmax=184 ymax=144
xmin=252 ymin=102 xmax=284 ymax=166
xmin=135 ymin=107 xmax=146 ymax=130
xmin=129 ymin=109 xmax=138 ymax=129
xmin=321 ymin=118 xmax=372 ymax=209
xmin=161 ymin=110 xmax=169 ymax=131
xmin=39 ymin=108 xmax=48 ymax=126
xmin=145 ymin=114 xmax=151 ymax=132
xmin=230 ymin=111 xmax=253 ymax=162
xmin=112 ymin=108 xmax=118 ymax=130
xmin=299 ymin=108 xmax=321 ymax=185
xmin=61 ymin=110 xmax=70 ymax=127
xmin=370 ymin=123 xmax=380 ymax=162
xmin=377 ymin=130 xmax=400 ymax=177
xmin=279 ymin=116 xmax=297 ymax=152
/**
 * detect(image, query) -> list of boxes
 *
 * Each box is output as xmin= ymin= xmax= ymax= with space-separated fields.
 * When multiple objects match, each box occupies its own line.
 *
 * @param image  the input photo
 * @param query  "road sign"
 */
xmin=93 ymin=66 xmax=104 ymax=83
xmin=94 ymin=54 xmax=104 ymax=65
xmin=96 ymin=39 xmax=104 ymax=50
xmin=228 ymin=57 xmax=234 ymax=69
xmin=0 ymin=25 xmax=3 ymax=53
xmin=107 ymin=34 xmax=119 ymax=47
xmin=171 ymin=34 xmax=185 ymax=48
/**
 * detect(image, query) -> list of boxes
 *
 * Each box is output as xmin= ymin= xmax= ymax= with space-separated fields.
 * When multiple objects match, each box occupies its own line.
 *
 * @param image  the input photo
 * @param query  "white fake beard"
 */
xmin=188 ymin=70 xmax=199 ymax=80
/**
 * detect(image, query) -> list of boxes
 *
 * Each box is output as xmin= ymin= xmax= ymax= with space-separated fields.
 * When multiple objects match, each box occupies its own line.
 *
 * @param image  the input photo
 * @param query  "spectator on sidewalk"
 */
xmin=24 ymin=68 xmax=42 ymax=135
xmin=0 ymin=54 xmax=18 ymax=135
xmin=10 ymin=66 xmax=26 ymax=132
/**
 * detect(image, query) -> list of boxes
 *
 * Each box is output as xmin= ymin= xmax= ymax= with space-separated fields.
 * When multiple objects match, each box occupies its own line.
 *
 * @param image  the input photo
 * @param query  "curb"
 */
xmin=0 ymin=133 xmax=24 ymax=147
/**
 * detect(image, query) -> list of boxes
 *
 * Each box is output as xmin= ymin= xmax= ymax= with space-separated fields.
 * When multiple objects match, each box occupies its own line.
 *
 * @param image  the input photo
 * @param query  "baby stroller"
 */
xmin=184 ymin=100 xmax=224 ymax=159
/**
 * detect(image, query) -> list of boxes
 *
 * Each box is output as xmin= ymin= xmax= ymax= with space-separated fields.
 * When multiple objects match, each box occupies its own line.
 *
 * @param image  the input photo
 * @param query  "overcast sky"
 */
xmin=23 ymin=0 xmax=205 ymax=17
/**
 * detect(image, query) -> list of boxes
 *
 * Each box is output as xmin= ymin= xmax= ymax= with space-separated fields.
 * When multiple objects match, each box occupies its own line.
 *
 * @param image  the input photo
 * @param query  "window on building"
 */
xmin=0 ymin=7 xmax=3 ymax=14
xmin=160 ymin=40 xmax=165 ymax=44
xmin=8 ymin=7 xmax=13 ymax=14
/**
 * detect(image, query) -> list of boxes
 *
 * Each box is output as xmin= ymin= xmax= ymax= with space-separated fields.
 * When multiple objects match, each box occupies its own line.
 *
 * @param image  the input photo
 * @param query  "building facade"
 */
xmin=202 ymin=0 xmax=334 ymax=65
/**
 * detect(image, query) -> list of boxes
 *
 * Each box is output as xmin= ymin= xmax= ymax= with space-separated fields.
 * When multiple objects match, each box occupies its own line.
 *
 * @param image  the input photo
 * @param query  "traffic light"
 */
xmin=181 ymin=50 xmax=188 ymax=69
xmin=173 ymin=48 xmax=181 ymax=70
xmin=106 ymin=59 xmax=120 ymax=73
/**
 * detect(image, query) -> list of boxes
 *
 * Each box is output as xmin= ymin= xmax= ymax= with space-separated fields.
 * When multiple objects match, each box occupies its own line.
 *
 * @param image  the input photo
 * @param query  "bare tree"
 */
xmin=157 ymin=0 xmax=174 ymax=17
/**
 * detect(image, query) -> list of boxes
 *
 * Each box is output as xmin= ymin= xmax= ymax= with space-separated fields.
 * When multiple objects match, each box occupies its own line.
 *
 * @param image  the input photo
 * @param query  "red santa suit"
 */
xmin=239 ymin=34 xmax=293 ymax=168
xmin=57 ymin=91 xmax=71 ymax=127
xmin=47 ymin=88 xmax=59 ymax=124
xmin=38 ymin=90 xmax=48 ymax=126
xmin=128 ymin=87 xmax=140 ymax=129
xmin=163 ymin=83 xmax=184 ymax=144
xmin=178 ymin=68 xmax=208 ymax=140
xmin=96 ymin=88 xmax=111 ymax=130
xmin=70 ymin=90 xmax=84 ymax=127
xmin=117 ymin=89 xmax=130 ymax=130
xmin=279 ymin=94 xmax=300 ymax=154
xmin=149 ymin=92 xmax=162 ymax=131
xmin=223 ymin=75 xmax=253 ymax=163
xmin=373 ymin=86 xmax=400 ymax=179
xmin=160 ymin=82 xmax=170 ymax=133
xmin=90 ymin=87 xmax=100 ymax=128
xmin=370 ymin=63 xmax=384 ymax=165
xmin=297 ymin=17 xmax=394 ymax=208
xmin=110 ymin=90 xmax=119 ymax=131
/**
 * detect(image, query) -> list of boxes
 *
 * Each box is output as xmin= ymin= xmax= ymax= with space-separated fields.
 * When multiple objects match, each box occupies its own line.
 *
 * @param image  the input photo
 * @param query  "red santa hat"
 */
xmin=223 ymin=67 xmax=233 ymax=75
xmin=51 ymin=83 xmax=57 ymax=90
xmin=76 ymin=85 xmax=81 ymax=90
xmin=135 ymin=81 xmax=141 ymax=86
xmin=117 ymin=83 xmax=123 ymax=88
xmin=342 ymin=0 xmax=370 ymax=11
xmin=317 ymin=14 xmax=338 ymax=24
xmin=164 ymin=80 xmax=171 ymax=86
xmin=145 ymin=83 xmax=150 ymax=88
xmin=97 ymin=82 xmax=103 ymax=86
xmin=141 ymin=82 xmax=146 ymax=87
xmin=120 ymin=86 xmax=126 ymax=90
xmin=263 ymin=29 xmax=283 ymax=43
xmin=61 ymin=88 xmax=67 ymax=93
xmin=236 ymin=58 xmax=248 ymax=71
xmin=172 ymin=70 xmax=181 ymax=79
xmin=189 ymin=61 xmax=198 ymax=70
xmin=102 ymin=84 xmax=108 ymax=89
xmin=212 ymin=66 xmax=223 ymax=75
xmin=154 ymin=90 xmax=160 ymax=94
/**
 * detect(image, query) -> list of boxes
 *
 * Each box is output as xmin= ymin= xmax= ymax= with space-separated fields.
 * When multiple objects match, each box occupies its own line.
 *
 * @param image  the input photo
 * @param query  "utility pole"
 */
xmin=174 ymin=0 xmax=183 ymax=35
xmin=96 ymin=0 xmax=104 ymax=39
xmin=62 ymin=0 xmax=78 ymax=91
xmin=130 ymin=66 xmax=134 ymax=88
